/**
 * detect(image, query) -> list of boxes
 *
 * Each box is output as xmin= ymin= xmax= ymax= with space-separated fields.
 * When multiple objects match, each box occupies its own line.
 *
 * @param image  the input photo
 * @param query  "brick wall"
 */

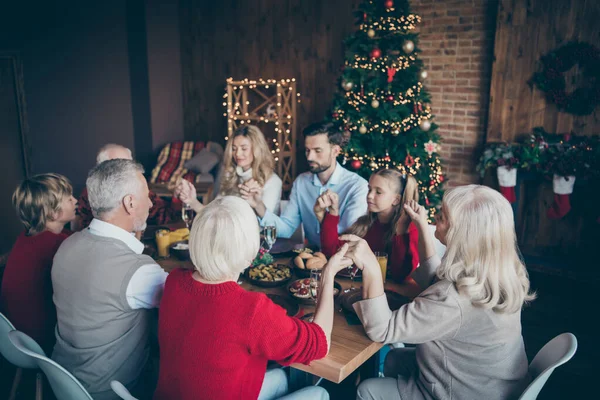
xmin=412 ymin=0 xmax=498 ymax=186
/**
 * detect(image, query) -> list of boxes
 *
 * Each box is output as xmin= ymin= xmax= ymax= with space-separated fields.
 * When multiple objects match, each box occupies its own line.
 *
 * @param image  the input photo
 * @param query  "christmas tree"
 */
xmin=328 ymin=0 xmax=445 ymax=219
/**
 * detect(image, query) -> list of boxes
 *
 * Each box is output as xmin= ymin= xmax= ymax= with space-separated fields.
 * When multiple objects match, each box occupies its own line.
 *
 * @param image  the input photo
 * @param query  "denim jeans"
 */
xmin=258 ymin=368 xmax=329 ymax=400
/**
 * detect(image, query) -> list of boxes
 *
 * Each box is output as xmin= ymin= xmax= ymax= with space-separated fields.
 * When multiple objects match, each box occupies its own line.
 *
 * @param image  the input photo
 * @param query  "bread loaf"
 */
xmin=305 ymin=257 xmax=326 ymax=270
xmin=294 ymin=256 xmax=306 ymax=269
xmin=313 ymin=252 xmax=327 ymax=260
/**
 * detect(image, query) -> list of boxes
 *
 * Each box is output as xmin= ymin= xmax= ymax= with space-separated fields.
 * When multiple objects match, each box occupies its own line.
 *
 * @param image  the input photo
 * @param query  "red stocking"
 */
xmin=497 ymin=166 xmax=517 ymax=204
xmin=546 ymin=194 xmax=571 ymax=219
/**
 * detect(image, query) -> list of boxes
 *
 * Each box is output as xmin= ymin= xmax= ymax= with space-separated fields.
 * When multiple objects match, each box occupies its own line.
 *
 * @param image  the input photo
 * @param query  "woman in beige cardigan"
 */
xmin=342 ymin=185 xmax=535 ymax=400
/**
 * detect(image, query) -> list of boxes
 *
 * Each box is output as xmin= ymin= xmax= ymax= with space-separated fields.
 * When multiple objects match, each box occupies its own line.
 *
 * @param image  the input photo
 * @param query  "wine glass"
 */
xmin=309 ymin=269 xmax=321 ymax=304
xmin=344 ymin=265 xmax=359 ymax=293
xmin=263 ymin=225 xmax=277 ymax=251
xmin=181 ymin=203 xmax=194 ymax=229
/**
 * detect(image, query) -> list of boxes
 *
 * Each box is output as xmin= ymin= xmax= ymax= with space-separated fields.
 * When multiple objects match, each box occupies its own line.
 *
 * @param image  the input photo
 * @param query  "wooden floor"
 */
xmin=1 ymin=267 xmax=595 ymax=399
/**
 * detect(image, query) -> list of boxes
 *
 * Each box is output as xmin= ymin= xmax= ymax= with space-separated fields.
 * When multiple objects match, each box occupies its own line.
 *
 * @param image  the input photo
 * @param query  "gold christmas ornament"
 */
xmin=371 ymin=99 xmax=380 ymax=108
xmin=402 ymin=40 xmax=415 ymax=54
xmin=419 ymin=119 xmax=431 ymax=131
xmin=358 ymin=125 xmax=368 ymax=134
xmin=342 ymin=81 xmax=354 ymax=91
xmin=367 ymin=29 xmax=376 ymax=38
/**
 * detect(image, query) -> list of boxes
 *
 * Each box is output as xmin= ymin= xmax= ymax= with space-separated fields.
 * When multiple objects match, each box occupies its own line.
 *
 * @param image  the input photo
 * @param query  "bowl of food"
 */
xmin=292 ymin=250 xmax=327 ymax=277
xmin=245 ymin=263 xmax=293 ymax=287
xmin=287 ymin=278 xmax=342 ymax=305
xmin=170 ymin=240 xmax=190 ymax=261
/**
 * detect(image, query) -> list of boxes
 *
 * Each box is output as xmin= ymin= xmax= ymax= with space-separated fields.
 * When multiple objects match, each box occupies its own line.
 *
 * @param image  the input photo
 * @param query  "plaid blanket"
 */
xmin=150 ymin=141 xmax=206 ymax=184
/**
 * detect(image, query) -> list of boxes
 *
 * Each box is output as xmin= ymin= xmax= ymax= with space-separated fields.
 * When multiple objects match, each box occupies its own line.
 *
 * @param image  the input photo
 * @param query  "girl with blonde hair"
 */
xmin=177 ymin=125 xmax=282 ymax=215
xmin=344 ymin=184 xmax=535 ymax=400
xmin=316 ymin=168 xmax=420 ymax=282
xmin=0 ymin=173 xmax=77 ymax=353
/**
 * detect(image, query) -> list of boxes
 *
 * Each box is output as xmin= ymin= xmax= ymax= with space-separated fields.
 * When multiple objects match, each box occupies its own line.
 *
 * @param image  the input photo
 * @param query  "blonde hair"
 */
xmin=189 ymin=196 xmax=260 ymax=281
xmin=220 ymin=125 xmax=275 ymax=195
xmin=12 ymin=173 xmax=73 ymax=235
xmin=437 ymin=185 xmax=535 ymax=314
xmin=347 ymin=169 xmax=419 ymax=245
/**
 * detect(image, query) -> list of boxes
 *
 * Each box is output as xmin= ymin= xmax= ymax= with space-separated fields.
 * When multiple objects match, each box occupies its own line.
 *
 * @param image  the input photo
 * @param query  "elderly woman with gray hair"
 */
xmin=154 ymin=196 xmax=352 ymax=400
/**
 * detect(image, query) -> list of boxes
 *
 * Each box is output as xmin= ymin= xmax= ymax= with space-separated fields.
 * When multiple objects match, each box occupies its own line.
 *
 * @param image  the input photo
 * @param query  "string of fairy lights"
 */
xmin=359 ymin=14 xmax=421 ymax=34
xmin=346 ymin=54 xmax=417 ymax=71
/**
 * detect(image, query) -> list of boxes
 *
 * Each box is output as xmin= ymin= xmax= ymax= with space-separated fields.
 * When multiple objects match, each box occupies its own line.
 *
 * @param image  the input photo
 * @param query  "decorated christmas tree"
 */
xmin=328 ymin=0 xmax=445 ymax=218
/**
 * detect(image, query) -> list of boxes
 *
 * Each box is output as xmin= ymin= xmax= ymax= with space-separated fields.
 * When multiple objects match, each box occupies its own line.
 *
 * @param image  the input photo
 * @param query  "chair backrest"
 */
xmin=0 ymin=312 xmax=40 ymax=369
xmin=8 ymin=330 xmax=93 ymax=400
xmin=110 ymin=380 xmax=139 ymax=400
xmin=518 ymin=332 xmax=578 ymax=400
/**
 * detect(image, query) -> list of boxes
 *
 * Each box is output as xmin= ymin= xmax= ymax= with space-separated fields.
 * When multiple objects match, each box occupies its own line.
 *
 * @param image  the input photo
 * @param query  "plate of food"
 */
xmin=245 ymin=263 xmax=293 ymax=287
xmin=287 ymin=278 xmax=342 ymax=305
xmin=336 ymin=266 xmax=362 ymax=280
xmin=292 ymin=250 xmax=328 ymax=277
xmin=339 ymin=290 xmax=411 ymax=314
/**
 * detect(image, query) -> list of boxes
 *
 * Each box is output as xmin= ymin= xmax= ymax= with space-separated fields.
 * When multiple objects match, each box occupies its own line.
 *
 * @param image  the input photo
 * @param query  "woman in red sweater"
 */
xmin=316 ymin=169 xmax=420 ymax=283
xmin=0 ymin=173 xmax=76 ymax=354
xmin=154 ymin=196 xmax=352 ymax=400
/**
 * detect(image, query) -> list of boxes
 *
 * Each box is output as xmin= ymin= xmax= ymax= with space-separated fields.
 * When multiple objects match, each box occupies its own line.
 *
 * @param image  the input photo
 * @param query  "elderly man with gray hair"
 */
xmin=76 ymin=143 xmax=182 ymax=230
xmin=52 ymin=159 xmax=167 ymax=399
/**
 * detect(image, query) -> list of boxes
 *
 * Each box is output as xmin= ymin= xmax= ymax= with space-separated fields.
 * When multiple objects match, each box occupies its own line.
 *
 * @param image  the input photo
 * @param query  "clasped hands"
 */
xmin=314 ymin=189 xmax=340 ymax=223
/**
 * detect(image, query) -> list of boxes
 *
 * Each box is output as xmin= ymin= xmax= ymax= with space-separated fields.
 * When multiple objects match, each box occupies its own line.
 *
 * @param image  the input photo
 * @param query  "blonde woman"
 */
xmin=317 ymin=169 xmax=420 ymax=283
xmin=177 ymin=125 xmax=282 ymax=214
xmin=154 ymin=196 xmax=351 ymax=399
xmin=0 ymin=173 xmax=77 ymax=354
xmin=343 ymin=185 xmax=535 ymax=400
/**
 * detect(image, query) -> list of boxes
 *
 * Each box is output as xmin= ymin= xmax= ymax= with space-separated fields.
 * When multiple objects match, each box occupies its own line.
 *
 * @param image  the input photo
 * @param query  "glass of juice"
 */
xmin=374 ymin=252 xmax=388 ymax=283
xmin=155 ymin=229 xmax=171 ymax=258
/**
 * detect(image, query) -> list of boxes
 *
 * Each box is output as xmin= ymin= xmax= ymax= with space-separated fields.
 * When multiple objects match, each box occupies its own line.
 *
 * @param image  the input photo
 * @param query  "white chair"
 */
xmin=518 ymin=332 xmax=578 ymax=400
xmin=110 ymin=380 xmax=139 ymax=400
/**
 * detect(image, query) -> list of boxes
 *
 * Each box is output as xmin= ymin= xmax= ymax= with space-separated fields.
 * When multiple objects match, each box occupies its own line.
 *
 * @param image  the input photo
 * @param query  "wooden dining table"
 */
xmin=153 ymin=235 xmax=421 ymax=388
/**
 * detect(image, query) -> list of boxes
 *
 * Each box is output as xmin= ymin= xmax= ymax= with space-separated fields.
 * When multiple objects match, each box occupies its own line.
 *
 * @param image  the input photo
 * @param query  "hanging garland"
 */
xmin=529 ymin=41 xmax=600 ymax=116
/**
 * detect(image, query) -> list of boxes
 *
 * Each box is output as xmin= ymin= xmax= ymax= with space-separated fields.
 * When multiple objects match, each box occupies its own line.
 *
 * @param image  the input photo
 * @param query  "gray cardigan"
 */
xmin=354 ymin=255 xmax=531 ymax=400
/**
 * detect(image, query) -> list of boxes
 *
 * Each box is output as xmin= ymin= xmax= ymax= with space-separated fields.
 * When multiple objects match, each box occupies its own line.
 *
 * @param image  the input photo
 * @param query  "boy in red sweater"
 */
xmin=317 ymin=169 xmax=420 ymax=283
xmin=1 ymin=173 xmax=76 ymax=353
xmin=154 ymin=196 xmax=352 ymax=400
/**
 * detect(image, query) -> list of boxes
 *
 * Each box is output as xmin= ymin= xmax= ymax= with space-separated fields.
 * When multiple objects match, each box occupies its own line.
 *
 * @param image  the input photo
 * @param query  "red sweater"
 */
xmin=320 ymin=213 xmax=419 ymax=282
xmin=0 ymin=229 xmax=71 ymax=353
xmin=153 ymin=269 xmax=328 ymax=400
xmin=77 ymin=187 xmax=182 ymax=229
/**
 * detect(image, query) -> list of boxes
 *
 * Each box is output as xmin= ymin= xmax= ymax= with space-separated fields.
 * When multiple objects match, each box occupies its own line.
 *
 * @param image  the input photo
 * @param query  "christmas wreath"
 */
xmin=530 ymin=41 xmax=600 ymax=116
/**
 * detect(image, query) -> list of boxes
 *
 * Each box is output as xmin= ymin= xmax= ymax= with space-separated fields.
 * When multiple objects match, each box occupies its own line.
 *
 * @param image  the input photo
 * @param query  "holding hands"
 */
xmin=314 ymin=190 xmax=340 ymax=223
xmin=322 ymin=243 xmax=353 ymax=277
xmin=239 ymin=179 xmax=263 ymax=209
xmin=337 ymin=234 xmax=379 ymax=273
xmin=403 ymin=199 xmax=428 ymax=229
xmin=174 ymin=179 xmax=203 ymax=212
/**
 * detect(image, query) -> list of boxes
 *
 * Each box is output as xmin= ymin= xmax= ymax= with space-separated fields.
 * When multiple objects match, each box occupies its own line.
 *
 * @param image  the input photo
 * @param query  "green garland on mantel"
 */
xmin=529 ymin=41 xmax=600 ymax=116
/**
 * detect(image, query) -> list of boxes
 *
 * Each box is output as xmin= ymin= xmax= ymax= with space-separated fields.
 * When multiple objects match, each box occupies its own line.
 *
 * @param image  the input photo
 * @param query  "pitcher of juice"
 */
xmin=155 ymin=229 xmax=171 ymax=258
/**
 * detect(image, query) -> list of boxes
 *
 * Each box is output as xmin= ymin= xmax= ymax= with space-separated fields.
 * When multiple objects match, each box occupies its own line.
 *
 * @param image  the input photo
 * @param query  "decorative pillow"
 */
xmin=184 ymin=148 xmax=220 ymax=174
xmin=207 ymin=141 xmax=224 ymax=158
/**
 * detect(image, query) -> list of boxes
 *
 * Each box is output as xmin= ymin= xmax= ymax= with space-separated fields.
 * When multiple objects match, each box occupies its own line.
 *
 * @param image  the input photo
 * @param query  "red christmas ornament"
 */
xmin=351 ymin=160 xmax=362 ymax=169
xmin=386 ymin=94 xmax=395 ymax=102
xmin=439 ymin=175 xmax=445 ymax=183
xmin=386 ymin=67 xmax=397 ymax=83
xmin=370 ymin=48 xmax=382 ymax=59
xmin=363 ymin=12 xmax=367 ymax=21
xmin=425 ymin=196 xmax=430 ymax=206
xmin=430 ymin=180 xmax=436 ymax=186
xmin=413 ymin=142 xmax=417 ymax=147
xmin=332 ymin=112 xmax=339 ymax=119
xmin=404 ymin=154 xmax=415 ymax=167
xmin=384 ymin=0 xmax=394 ymax=9
xmin=384 ymin=155 xmax=391 ymax=162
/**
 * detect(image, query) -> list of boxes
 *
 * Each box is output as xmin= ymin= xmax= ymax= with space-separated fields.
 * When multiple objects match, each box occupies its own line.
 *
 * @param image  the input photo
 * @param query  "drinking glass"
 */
xmin=263 ymin=225 xmax=277 ymax=251
xmin=374 ymin=252 xmax=388 ymax=283
xmin=181 ymin=203 xmax=194 ymax=229
xmin=155 ymin=229 xmax=171 ymax=258
xmin=309 ymin=269 xmax=321 ymax=303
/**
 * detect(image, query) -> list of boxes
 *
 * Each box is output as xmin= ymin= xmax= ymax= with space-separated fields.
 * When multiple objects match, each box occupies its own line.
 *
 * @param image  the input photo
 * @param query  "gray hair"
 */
xmin=96 ymin=144 xmax=132 ymax=165
xmin=86 ymin=159 xmax=145 ymax=219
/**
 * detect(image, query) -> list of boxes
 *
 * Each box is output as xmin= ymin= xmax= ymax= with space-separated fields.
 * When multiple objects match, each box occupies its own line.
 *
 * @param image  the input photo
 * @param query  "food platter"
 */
xmin=291 ymin=249 xmax=327 ymax=278
xmin=287 ymin=278 xmax=342 ymax=305
xmin=244 ymin=264 xmax=293 ymax=287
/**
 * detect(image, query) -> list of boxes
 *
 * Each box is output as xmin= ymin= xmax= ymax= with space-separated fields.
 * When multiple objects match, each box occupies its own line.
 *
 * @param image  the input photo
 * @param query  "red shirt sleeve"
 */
xmin=248 ymin=294 xmax=328 ymax=366
xmin=389 ymin=223 xmax=420 ymax=282
xmin=320 ymin=213 xmax=343 ymax=257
